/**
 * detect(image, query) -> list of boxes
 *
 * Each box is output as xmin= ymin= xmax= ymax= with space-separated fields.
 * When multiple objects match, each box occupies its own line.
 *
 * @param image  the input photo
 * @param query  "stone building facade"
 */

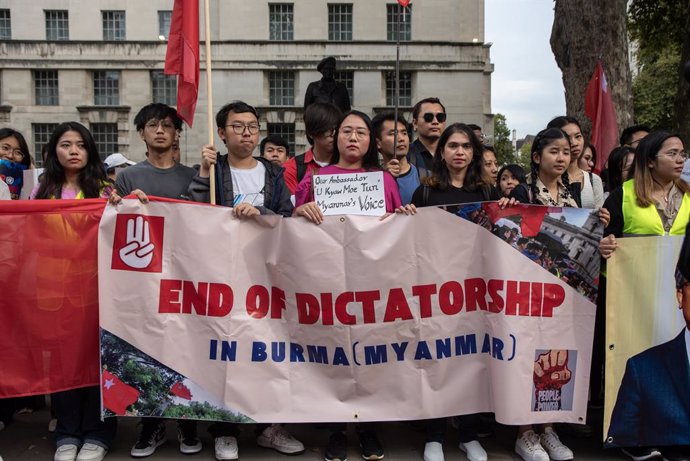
xmin=0 ymin=0 xmax=492 ymax=165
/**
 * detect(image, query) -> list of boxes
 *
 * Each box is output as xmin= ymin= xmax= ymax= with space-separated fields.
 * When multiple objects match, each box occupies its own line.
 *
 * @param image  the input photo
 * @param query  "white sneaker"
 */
xmin=423 ymin=442 xmax=444 ymax=461
xmin=257 ymin=424 xmax=305 ymax=455
xmin=540 ymin=428 xmax=573 ymax=461
xmin=76 ymin=443 xmax=107 ymax=461
xmin=459 ymin=440 xmax=487 ymax=461
xmin=215 ymin=436 xmax=239 ymax=460
xmin=515 ymin=430 xmax=549 ymax=461
xmin=54 ymin=444 xmax=79 ymax=461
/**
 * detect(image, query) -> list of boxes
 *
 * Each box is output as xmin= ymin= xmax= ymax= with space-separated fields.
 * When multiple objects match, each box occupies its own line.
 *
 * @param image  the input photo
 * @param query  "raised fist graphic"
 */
xmin=118 ymin=216 xmax=155 ymax=269
xmin=533 ymin=349 xmax=571 ymax=391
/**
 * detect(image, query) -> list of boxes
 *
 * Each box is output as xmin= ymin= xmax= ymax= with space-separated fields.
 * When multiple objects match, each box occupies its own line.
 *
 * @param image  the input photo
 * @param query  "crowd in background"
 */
xmin=0 ymin=89 xmax=686 ymax=461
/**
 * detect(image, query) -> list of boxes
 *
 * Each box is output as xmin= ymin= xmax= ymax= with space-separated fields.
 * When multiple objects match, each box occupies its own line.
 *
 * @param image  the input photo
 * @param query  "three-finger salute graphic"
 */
xmin=112 ymin=214 xmax=165 ymax=273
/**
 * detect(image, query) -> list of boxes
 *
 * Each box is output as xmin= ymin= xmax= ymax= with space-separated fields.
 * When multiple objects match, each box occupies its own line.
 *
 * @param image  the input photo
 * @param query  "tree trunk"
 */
xmin=550 ymin=0 xmax=633 ymax=138
xmin=673 ymin=11 xmax=690 ymax=143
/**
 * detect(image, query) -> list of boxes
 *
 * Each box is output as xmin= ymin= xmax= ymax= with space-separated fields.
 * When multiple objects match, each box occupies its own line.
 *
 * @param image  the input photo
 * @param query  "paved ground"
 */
xmin=0 ymin=408 xmax=627 ymax=461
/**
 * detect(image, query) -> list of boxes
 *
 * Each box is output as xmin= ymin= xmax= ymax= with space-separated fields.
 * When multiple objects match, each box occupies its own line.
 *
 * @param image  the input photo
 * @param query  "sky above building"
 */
xmin=486 ymin=0 xmax=567 ymax=139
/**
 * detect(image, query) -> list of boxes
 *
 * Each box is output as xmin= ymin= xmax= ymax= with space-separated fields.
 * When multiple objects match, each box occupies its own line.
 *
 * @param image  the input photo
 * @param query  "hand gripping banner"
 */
xmin=98 ymin=200 xmax=598 ymax=424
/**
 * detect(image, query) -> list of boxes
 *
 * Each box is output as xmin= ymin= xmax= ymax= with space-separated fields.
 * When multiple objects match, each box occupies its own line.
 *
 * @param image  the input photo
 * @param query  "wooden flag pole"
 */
xmin=203 ymin=0 xmax=216 ymax=204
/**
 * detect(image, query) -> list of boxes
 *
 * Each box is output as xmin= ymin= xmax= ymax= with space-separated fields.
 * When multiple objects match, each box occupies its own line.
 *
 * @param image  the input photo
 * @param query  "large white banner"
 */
xmin=98 ymin=199 xmax=595 ymax=424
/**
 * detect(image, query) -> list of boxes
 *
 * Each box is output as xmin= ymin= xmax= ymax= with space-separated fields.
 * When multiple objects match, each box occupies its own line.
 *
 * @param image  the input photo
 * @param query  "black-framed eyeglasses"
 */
xmin=422 ymin=112 xmax=447 ymax=123
xmin=227 ymin=123 xmax=260 ymax=135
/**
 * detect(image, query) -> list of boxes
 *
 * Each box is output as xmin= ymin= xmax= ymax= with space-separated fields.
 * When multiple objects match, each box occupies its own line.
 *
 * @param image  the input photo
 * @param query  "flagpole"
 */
xmin=203 ymin=0 xmax=216 ymax=205
xmin=393 ymin=4 xmax=402 ymax=159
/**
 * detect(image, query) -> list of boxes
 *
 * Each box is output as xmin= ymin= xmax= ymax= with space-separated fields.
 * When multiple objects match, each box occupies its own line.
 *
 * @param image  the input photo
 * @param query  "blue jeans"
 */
xmin=53 ymin=386 xmax=116 ymax=449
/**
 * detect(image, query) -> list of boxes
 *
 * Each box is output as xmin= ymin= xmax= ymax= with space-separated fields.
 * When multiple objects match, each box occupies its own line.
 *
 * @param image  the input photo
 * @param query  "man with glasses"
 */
xmin=111 ymin=103 xmax=200 ymax=458
xmin=189 ymin=101 xmax=293 ymax=219
xmin=114 ymin=103 xmax=195 ymax=202
xmin=408 ymin=97 xmax=447 ymax=180
xmin=189 ymin=101 xmax=299 ymax=460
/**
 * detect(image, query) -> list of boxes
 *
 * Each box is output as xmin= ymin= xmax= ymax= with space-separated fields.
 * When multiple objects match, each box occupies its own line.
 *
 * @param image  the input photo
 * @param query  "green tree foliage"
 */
xmin=517 ymin=141 xmax=533 ymax=171
xmin=629 ymin=0 xmax=690 ymax=131
xmin=492 ymin=114 xmax=514 ymax=166
xmin=101 ymin=330 xmax=183 ymax=416
xmin=164 ymin=402 xmax=254 ymax=423
xmin=632 ymin=45 xmax=679 ymax=130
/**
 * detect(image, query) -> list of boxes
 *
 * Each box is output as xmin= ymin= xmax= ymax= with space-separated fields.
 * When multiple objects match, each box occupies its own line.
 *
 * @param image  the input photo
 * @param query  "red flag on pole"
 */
xmin=584 ymin=62 xmax=619 ymax=174
xmin=102 ymin=370 xmax=140 ymax=416
xmin=164 ymin=0 xmax=200 ymax=127
xmin=397 ymin=0 xmax=411 ymax=6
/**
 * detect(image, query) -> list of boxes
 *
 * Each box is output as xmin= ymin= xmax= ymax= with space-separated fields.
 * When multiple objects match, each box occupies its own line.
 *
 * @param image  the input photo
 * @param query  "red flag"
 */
xmin=0 ymin=199 xmax=104 ymax=398
xmin=170 ymin=381 xmax=192 ymax=400
xmin=584 ymin=62 xmax=619 ymax=174
xmin=102 ymin=370 xmax=140 ymax=416
xmin=164 ymin=0 xmax=200 ymax=126
xmin=483 ymin=203 xmax=549 ymax=238
xmin=398 ymin=0 xmax=411 ymax=6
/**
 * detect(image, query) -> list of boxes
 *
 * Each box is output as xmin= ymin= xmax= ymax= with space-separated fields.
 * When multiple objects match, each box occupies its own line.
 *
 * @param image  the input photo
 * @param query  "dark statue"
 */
xmin=303 ymin=56 xmax=351 ymax=113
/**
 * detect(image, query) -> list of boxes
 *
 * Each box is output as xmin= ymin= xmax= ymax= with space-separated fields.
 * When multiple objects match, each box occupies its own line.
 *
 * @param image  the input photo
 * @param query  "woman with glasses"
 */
xmin=599 ymin=131 xmax=690 ymax=461
xmin=294 ymin=110 xmax=413 ymax=224
xmin=600 ymin=131 xmax=690 ymax=255
xmin=0 ymin=128 xmax=33 ymax=199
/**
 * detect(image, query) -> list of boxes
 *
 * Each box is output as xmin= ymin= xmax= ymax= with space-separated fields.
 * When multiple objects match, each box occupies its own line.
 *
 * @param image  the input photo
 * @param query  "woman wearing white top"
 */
xmin=547 ymin=116 xmax=605 ymax=208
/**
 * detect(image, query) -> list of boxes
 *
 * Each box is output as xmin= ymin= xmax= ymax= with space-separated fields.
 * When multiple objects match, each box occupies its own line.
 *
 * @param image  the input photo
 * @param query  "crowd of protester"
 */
xmin=0 ymin=90 xmax=686 ymax=461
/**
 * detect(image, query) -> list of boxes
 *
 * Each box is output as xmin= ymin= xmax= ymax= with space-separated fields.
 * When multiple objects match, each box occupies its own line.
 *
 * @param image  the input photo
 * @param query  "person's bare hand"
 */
xmin=384 ymin=158 xmax=401 ymax=177
xmin=233 ymin=202 xmax=260 ymax=219
xmin=599 ymin=234 xmax=617 ymax=259
xmin=199 ymin=145 xmax=217 ymax=177
xmin=598 ymin=207 xmax=611 ymax=227
xmin=295 ymin=201 xmax=324 ymax=224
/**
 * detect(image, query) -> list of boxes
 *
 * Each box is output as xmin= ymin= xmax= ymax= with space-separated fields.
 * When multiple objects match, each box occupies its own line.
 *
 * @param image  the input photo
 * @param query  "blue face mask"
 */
xmin=0 ymin=158 xmax=27 ymax=196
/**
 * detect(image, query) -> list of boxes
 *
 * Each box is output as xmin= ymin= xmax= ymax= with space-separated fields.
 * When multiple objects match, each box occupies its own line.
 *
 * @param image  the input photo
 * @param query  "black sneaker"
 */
xmin=325 ymin=432 xmax=348 ymax=461
xmin=621 ymin=447 xmax=663 ymax=461
xmin=358 ymin=431 xmax=384 ymax=460
xmin=131 ymin=420 xmax=167 ymax=458
xmin=178 ymin=421 xmax=202 ymax=454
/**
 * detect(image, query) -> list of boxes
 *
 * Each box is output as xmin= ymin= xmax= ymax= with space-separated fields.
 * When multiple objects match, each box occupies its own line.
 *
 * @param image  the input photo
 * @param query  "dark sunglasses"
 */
xmin=422 ymin=112 xmax=447 ymax=123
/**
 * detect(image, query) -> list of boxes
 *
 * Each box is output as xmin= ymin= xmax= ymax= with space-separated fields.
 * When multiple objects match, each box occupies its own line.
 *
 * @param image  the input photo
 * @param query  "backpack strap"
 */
xmin=295 ymin=154 xmax=308 ymax=184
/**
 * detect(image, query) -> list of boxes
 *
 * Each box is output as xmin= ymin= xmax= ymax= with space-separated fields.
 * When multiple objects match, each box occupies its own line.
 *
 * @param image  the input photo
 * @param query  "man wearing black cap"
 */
xmin=304 ymin=56 xmax=351 ymax=113
xmin=607 ymin=225 xmax=690 ymax=461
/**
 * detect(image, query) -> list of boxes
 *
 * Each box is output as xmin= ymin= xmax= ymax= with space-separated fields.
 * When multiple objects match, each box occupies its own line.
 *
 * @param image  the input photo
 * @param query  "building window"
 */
xmin=386 ymin=3 xmax=411 ymax=41
xmin=269 ymin=4 xmax=293 ymax=41
xmin=158 ymin=10 xmax=172 ymax=39
xmin=45 ymin=10 xmax=69 ymax=41
xmin=151 ymin=71 xmax=177 ymax=106
xmin=328 ymin=4 xmax=353 ymax=41
xmin=32 ymin=123 xmax=58 ymax=167
xmin=0 ymin=9 xmax=11 ymax=40
xmin=385 ymin=71 xmax=412 ymax=106
xmin=267 ymin=123 xmax=295 ymax=156
xmin=34 ymin=70 xmax=59 ymax=106
xmin=91 ymin=123 xmax=118 ymax=159
xmin=269 ymin=71 xmax=295 ymax=106
xmin=334 ymin=70 xmax=354 ymax=105
xmin=93 ymin=71 xmax=120 ymax=106
xmin=102 ymin=11 xmax=126 ymax=41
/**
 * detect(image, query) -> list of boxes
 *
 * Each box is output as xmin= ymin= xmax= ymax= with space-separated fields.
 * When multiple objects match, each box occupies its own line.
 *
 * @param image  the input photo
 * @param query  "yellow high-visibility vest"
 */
xmin=622 ymin=179 xmax=690 ymax=236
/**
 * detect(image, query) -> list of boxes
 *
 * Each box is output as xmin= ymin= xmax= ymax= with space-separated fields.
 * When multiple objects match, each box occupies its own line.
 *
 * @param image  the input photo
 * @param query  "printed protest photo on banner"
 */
xmin=455 ymin=202 xmax=603 ymax=302
xmin=96 ymin=199 xmax=597 ymax=424
xmin=605 ymin=235 xmax=689 ymax=446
